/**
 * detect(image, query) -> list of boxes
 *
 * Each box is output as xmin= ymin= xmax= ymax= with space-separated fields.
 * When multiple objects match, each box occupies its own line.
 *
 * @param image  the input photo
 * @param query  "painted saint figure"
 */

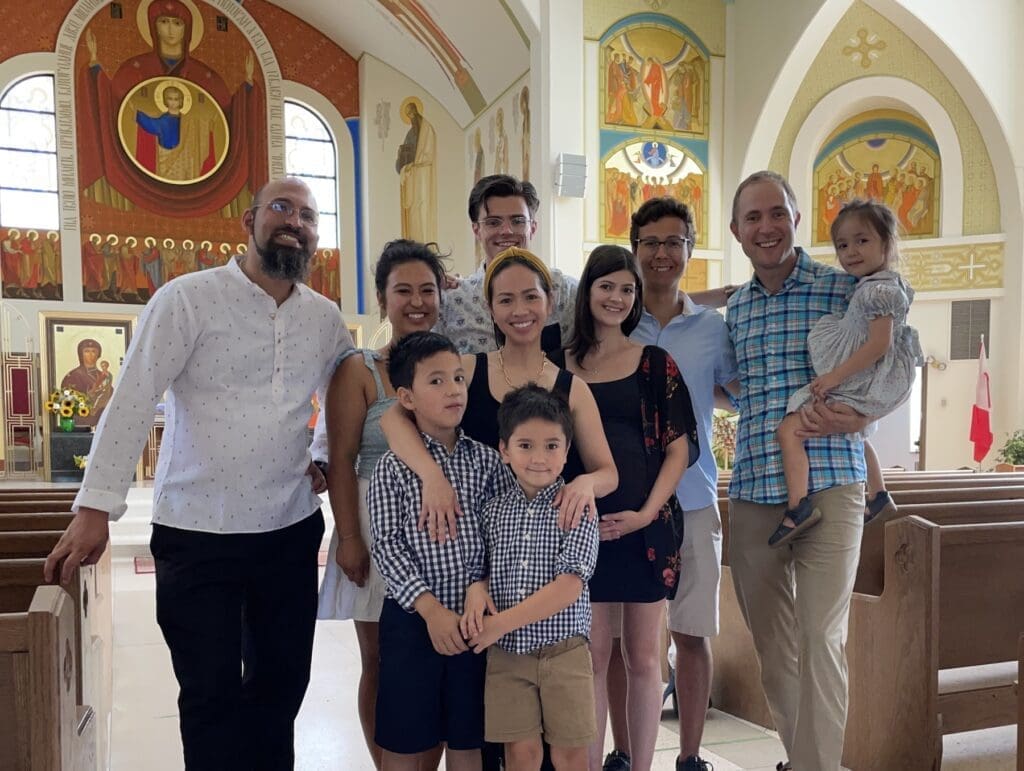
xmin=133 ymin=81 xmax=215 ymax=182
xmin=395 ymin=97 xmax=437 ymax=244
xmin=61 ymin=338 xmax=114 ymax=427
xmin=76 ymin=0 xmax=266 ymax=216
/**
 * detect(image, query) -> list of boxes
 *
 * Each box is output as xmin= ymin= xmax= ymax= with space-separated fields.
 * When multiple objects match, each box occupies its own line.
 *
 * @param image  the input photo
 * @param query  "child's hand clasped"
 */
xmin=808 ymin=372 xmax=842 ymax=400
xmin=422 ymin=605 xmax=468 ymax=656
xmin=468 ymin=613 xmax=508 ymax=654
xmin=460 ymin=581 xmax=496 ymax=639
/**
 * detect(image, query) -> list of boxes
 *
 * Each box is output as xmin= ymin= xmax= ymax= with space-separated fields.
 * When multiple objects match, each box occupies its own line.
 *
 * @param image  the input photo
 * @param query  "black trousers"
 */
xmin=151 ymin=510 xmax=325 ymax=771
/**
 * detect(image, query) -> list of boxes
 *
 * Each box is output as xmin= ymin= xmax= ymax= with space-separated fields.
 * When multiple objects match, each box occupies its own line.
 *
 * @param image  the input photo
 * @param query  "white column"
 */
xmin=533 ymin=0 xmax=586 ymax=278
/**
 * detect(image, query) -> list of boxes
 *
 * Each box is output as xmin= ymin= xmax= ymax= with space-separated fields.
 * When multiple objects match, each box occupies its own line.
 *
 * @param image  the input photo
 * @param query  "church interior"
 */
xmin=0 ymin=0 xmax=1022 ymax=769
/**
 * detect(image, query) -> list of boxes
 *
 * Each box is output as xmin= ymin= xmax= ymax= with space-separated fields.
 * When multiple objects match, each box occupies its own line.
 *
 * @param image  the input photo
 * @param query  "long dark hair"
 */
xmin=566 ymin=244 xmax=643 ymax=367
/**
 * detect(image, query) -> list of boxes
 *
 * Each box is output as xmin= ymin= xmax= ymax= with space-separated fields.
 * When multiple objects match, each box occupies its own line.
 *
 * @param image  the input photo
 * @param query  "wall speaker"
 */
xmin=554 ymin=153 xmax=587 ymax=198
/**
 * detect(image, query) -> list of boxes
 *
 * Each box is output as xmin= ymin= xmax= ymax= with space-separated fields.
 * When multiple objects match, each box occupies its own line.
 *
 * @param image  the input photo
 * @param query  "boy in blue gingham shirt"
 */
xmin=462 ymin=384 xmax=599 ymax=769
xmin=368 ymin=332 xmax=513 ymax=767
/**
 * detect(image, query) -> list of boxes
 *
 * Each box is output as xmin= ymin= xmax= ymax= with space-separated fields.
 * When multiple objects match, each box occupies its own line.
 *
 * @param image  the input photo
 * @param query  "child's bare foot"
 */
xmin=864 ymin=490 xmax=897 ymax=524
xmin=769 ymin=497 xmax=822 ymax=548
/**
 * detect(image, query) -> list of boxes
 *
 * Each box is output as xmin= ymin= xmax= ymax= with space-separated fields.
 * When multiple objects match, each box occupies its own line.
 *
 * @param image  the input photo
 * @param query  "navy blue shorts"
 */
xmin=375 ymin=598 xmax=486 ymax=754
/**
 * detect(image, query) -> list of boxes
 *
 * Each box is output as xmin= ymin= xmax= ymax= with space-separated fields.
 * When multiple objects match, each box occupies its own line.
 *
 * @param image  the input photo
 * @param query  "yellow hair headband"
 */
xmin=483 ymin=247 xmax=553 ymax=302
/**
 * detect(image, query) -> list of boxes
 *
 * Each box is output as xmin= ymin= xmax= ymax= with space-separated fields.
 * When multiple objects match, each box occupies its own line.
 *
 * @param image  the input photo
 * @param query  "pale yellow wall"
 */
xmin=583 ymin=0 xmax=725 ymax=53
xmin=359 ymin=55 xmax=470 ymax=280
xmin=768 ymin=0 xmax=1000 ymax=236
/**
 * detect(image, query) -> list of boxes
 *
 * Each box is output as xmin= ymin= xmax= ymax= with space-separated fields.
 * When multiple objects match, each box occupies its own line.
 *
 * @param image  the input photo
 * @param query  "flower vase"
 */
xmin=59 ymin=417 xmax=75 ymax=433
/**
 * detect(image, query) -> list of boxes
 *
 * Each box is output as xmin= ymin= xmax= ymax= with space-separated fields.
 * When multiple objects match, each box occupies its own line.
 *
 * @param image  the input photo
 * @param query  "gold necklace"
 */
xmin=497 ymin=348 xmax=546 ymax=388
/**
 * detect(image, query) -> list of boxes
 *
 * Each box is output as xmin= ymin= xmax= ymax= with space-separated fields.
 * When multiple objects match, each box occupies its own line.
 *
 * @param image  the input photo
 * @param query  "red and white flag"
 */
xmin=969 ymin=335 xmax=993 ymax=463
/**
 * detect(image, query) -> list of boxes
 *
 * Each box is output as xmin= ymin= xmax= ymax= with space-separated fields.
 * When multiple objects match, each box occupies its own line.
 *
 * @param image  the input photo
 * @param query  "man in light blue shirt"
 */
xmin=629 ymin=197 xmax=738 ymax=771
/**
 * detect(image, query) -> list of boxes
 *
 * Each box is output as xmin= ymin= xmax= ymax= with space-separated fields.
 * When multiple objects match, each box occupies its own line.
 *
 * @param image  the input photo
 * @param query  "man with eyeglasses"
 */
xmin=627 ymin=196 xmax=739 ymax=771
xmin=45 ymin=176 xmax=353 ymax=769
xmin=435 ymin=174 xmax=577 ymax=355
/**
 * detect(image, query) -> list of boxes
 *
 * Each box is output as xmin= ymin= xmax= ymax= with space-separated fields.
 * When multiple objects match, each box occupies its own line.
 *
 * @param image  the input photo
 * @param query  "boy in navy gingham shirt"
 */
xmin=462 ymin=384 xmax=599 ymax=770
xmin=368 ymin=332 xmax=513 ymax=768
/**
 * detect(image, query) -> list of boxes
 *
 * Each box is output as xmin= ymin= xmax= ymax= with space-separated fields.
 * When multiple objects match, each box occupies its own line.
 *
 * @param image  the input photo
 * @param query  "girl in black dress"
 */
xmin=555 ymin=245 xmax=698 ymax=771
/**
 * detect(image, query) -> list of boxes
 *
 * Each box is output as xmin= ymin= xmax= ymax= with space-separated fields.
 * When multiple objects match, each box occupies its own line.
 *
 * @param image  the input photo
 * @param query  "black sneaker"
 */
xmin=677 ymin=755 xmax=714 ymax=771
xmin=776 ymin=762 xmax=792 ymax=771
xmin=603 ymin=750 xmax=631 ymax=771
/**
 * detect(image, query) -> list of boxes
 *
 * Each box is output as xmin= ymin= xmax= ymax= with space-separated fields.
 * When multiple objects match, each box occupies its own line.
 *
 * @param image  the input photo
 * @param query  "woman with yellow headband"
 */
xmin=381 ymin=246 xmax=617 ymax=536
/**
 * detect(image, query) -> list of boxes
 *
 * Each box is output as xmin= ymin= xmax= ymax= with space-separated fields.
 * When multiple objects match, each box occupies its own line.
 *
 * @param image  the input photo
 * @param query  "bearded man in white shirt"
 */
xmin=45 ymin=177 xmax=353 ymax=770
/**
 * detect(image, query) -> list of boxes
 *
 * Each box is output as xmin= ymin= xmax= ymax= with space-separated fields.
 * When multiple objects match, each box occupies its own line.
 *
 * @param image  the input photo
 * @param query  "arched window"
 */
xmin=0 ymin=74 xmax=59 ymax=229
xmin=284 ymin=100 xmax=338 ymax=249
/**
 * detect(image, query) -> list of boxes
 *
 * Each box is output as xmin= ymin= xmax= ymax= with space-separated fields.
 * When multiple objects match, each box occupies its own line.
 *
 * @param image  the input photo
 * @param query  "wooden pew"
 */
xmin=1018 ymin=633 xmax=1023 ymax=771
xmin=0 ymin=501 xmax=74 ymax=514
xmin=710 ymin=497 xmax=1024 ymax=734
xmin=0 ymin=554 xmax=112 ymax=771
xmin=843 ymin=517 xmax=1024 ymax=769
xmin=0 ymin=513 xmax=75 ymax=532
xmin=0 ymin=585 xmax=96 ymax=770
xmin=0 ymin=531 xmax=62 ymax=559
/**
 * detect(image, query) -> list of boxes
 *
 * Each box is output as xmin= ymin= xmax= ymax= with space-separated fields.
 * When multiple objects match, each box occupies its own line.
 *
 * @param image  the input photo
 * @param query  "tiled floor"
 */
xmin=108 ymin=557 xmax=1017 ymax=770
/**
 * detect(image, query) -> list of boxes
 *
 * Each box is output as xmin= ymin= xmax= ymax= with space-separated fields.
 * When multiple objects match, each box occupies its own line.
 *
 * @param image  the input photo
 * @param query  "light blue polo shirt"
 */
xmin=632 ymin=296 xmax=738 ymax=511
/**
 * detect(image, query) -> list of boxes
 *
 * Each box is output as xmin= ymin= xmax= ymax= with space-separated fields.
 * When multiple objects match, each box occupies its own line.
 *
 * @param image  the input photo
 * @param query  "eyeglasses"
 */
xmin=477 ymin=215 xmax=532 ymax=232
xmin=254 ymin=199 xmax=319 ymax=227
xmin=636 ymin=236 xmax=692 ymax=254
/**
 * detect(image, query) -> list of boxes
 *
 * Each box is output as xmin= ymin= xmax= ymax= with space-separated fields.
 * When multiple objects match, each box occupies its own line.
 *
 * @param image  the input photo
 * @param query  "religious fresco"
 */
xmin=602 ymin=139 xmax=706 ymax=247
xmin=117 ymin=75 xmax=230 ymax=185
xmin=813 ymin=110 xmax=940 ymax=244
xmin=395 ymin=96 xmax=438 ymax=244
xmin=75 ymin=0 xmax=268 ymax=302
xmin=601 ymin=22 xmax=708 ymax=137
xmin=464 ymin=74 xmax=530 ymax=263
xmin=79 ymin=233 xmax=342 ymax=305
xmin=377 ymin=0 xmax=486 ymax=114
xmin=0 ymin=228 xmax=63 ymax=300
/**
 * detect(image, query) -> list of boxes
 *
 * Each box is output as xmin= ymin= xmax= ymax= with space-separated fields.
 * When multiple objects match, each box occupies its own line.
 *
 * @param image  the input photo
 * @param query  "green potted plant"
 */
xmin=995 ymin=430 xmax=1024 ymax=471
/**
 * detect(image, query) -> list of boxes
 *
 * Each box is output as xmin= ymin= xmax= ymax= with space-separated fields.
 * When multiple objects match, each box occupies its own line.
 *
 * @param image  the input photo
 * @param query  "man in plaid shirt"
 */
xmin=368 ymin=332 xmax=513 ymax=769
xmin=462 ymin=384 xmax=599 ymax=771
xmin=726 ymin=171 xmax=870 ymax=771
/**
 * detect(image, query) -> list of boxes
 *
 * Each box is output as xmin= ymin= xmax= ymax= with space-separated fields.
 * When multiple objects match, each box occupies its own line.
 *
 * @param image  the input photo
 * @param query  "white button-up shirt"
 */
xmin=74 ymin=257 xmax=352 ymax=533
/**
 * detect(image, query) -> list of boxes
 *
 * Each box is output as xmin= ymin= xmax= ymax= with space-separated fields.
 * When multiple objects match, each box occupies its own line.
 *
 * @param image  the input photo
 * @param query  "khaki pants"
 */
xmin=728 ymin=483 xmax=863 ymax=771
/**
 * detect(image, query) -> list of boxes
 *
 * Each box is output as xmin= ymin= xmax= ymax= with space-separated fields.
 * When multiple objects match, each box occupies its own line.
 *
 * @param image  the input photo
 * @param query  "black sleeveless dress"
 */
xmin=460 ymin=352 xmax=573 ymax=449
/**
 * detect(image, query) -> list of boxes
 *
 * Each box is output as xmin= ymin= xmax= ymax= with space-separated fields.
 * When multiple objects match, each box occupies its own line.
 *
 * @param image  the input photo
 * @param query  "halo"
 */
xmin=137 ymin=0 xmax=204 ymax=52
xmin=125 ymin=236 xmax=138 ymax=247
xmin=7 ymin=229 xmax=20 ymax=240
xmin=163 ymin=238 xmax=176 ymax=249
xmin=154 ymin=79 xmax=192 ymax=114
xmin=200 ymin=239 xmax=212 ymax=250
xmin=144 ymin=236 xmax=157 ymax=247
xmin=106 ymin=234 xmax=119 ymax=245
xmin=399 ymin=96 xmax=424 ymax=124
xmin=89 ymin=233 xmax=101 ymax=245
xmin=182 ymin=238 xmax=194 ymax=250
xmin=27 ymin=229 xmax=39 ymax=241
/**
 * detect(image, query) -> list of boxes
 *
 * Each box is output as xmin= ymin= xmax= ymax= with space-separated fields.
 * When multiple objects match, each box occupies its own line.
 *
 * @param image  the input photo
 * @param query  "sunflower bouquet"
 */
xmin=45 ymin=388 xmax=91 ymax=431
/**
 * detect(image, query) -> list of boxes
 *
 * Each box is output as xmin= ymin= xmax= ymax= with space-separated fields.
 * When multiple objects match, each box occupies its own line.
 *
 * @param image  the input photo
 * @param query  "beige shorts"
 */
xmin=484 ymin=636 xmax=596 ymax=747
xmin=667 ymin=503 xmax=723 ymax=638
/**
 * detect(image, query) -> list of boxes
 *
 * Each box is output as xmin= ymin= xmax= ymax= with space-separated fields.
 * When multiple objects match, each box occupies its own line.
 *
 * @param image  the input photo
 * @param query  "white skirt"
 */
xmin=317 ymin=477 xmax=386 ymax=622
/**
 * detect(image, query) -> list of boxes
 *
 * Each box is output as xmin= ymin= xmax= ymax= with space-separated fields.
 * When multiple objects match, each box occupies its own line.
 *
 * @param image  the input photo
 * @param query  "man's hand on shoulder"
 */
xmin=44 ymin=506 xmax=110 ymax=586
xmin=795 ymin=400 xmax=870 ymax=438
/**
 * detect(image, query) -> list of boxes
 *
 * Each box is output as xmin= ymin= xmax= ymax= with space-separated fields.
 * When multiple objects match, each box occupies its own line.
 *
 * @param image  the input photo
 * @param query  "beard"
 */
xmin=255 ymin=230 xmax=313 ymax=282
